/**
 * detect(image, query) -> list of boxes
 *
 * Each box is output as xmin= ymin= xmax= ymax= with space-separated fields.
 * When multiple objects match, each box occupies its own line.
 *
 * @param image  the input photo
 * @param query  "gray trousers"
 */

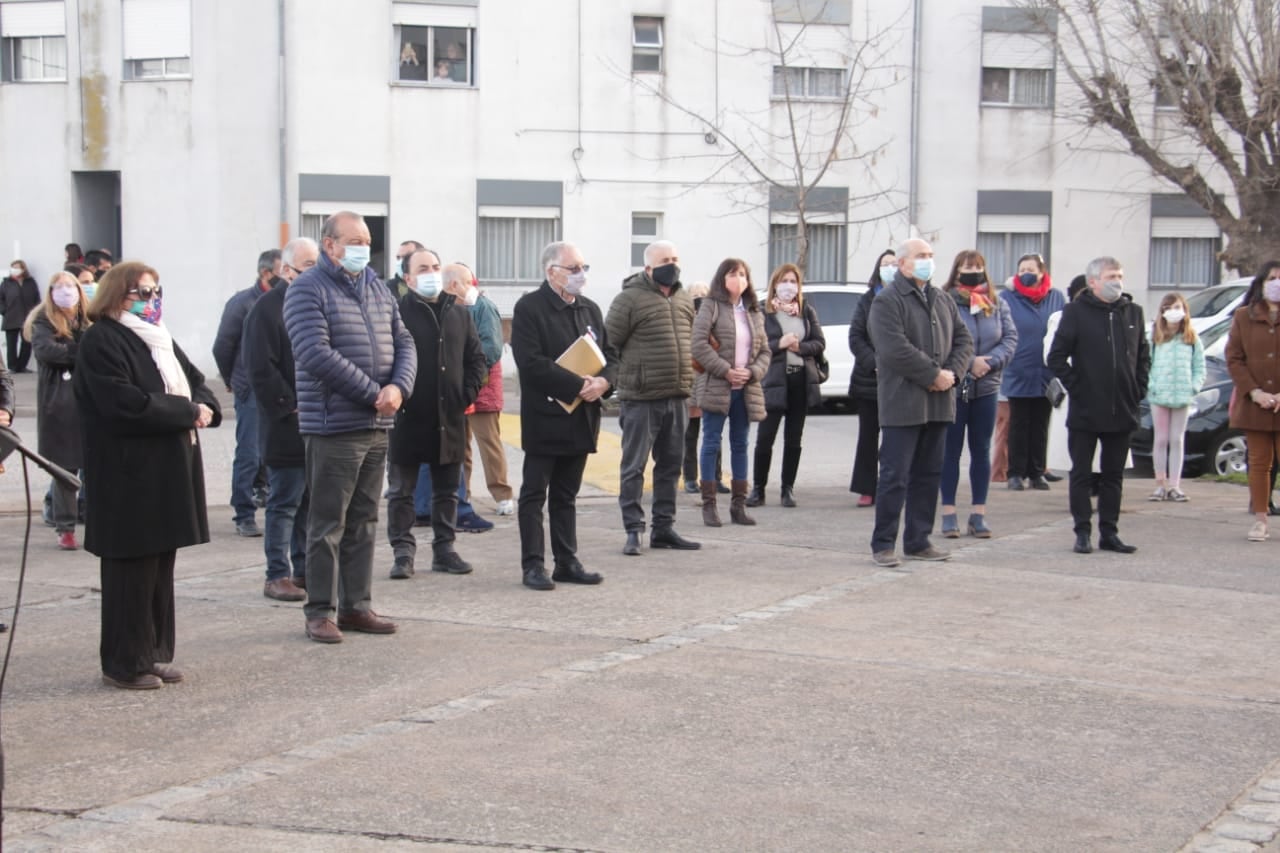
xmin=386 ymin=460 xmax=460 ymax=564
xmin=302 ymin=430 xmax=387 ymax=621
xmin=618 ymin=397 xmax=688 ymax=532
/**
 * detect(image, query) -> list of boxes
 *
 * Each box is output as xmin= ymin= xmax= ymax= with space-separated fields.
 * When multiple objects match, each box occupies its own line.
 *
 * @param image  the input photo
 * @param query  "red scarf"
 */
xmin=954 ymin=283 xmax=994 ymax=316
xmin=1013 ymin=272 xmax=1052 ymax=303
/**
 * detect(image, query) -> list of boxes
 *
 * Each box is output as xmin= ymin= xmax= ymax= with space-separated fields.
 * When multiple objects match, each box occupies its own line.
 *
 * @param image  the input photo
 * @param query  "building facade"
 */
xmin=0 ymin=0 xmax=1233 ymax=372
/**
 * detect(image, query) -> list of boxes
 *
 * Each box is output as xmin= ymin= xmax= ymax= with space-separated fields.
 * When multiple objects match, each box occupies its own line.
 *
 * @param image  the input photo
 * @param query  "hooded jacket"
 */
xmin=1047 ymin=290 xmax=1150 ymax=433
xmin=604 ymin=270 xmax=695 ymax=401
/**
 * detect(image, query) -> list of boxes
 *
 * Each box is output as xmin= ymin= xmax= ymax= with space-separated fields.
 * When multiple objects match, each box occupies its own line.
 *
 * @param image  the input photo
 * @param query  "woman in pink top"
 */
xmin=690 ymin=258 xmax=770 ymax=526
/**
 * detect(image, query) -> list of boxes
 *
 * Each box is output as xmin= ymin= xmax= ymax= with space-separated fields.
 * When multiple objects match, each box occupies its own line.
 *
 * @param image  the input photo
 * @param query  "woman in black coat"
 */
xmin=1 ymin=259 xmax=41 ymax=372
xmin=747 ymin=264 xmax=825 ymax=508
xmin=74 ymin=262 xmax=222 ymax=690
xmin=848 ymin=250 xmax=896 ymax=505
xmin=25 ymin=270 xmax=90 ymax=549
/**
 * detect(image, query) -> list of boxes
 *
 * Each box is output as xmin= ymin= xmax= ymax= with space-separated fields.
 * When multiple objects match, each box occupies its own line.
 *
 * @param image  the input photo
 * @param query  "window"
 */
xmin=772 ymin=66 xmax=845 ymax=100
xmin=122 ymin=0 xmax=191 ymax=80
xmin=1150 ymin=237 xmax=1218 ymax=288
xmin=632 ymin=16 xmax=662 ymax=73
xmin=980 ymin=67 xmax=1051 ymax=106
xmin=768 ymin=223 xmax=846 ymax=283
xmin=631 ymin=213 xmax=660 ymax=267
xmin=976 ymin=231 xmax=1047 ymax=282
xmin=477 ymin=216 xmax=560 ymax=290
xmin=395 ymin=24 xmax=474 ymax=85
xmin=1 ymin=1 xmax=66 ymax=82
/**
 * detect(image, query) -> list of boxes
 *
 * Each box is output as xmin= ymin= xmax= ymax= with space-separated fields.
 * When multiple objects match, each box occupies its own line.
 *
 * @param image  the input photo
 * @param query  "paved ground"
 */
xmin=1 ymin=370 xmax=1279 ymax=852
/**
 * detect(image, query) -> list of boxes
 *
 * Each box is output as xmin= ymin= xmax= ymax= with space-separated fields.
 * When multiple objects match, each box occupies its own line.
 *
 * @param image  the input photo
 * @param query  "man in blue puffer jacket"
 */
xmin=284 ymin=211 xmax=417 ymax=644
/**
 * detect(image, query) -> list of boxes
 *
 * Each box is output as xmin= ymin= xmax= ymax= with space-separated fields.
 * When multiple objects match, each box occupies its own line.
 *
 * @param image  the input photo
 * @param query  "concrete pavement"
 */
xmin=1 ymin=369 xmax=1279 ymax=851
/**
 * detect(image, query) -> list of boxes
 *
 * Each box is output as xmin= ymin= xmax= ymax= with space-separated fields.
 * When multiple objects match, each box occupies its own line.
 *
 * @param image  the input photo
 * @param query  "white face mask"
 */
xmin=775 ymin=283 xmax=799 ymax=302
xmin=1162 ymin=308 xmax=1186 ymax=324
xmin=462 ymin=287 xmax=479 ymax=306
xmin=880 ymin=264 xmax=897 ymax=282
xmin=9 ymin=267 xmax=22 ymax=279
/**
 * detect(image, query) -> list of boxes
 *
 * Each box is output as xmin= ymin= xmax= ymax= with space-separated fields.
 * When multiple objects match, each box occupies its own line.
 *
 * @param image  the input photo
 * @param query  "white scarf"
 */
xmin=116 ymin=311 xmax=192 ymax=400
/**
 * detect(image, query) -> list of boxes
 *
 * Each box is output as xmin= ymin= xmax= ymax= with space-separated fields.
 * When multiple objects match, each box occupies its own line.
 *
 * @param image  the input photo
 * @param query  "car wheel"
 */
xmin=1208 ymin=432 xmax=1249 ymax=477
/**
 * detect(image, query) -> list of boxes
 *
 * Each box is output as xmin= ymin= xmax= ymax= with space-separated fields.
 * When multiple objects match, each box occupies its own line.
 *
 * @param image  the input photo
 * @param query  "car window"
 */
xmin=1207 ymin=286 xmax=1246 ymax=314
xmin=804 ymin=291 xmax=861 ymax=326
xmin=1185 ymin=288 xmax=1221 ymax=317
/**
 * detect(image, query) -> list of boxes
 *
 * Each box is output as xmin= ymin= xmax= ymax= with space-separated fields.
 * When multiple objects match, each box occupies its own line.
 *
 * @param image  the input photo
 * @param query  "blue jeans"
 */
xmin=700 ymin=389 xmax=749 ymax=481
xmin=264 ymin=465 xmax=308 ymax=581
xmin=872 ymin=422 xmax=947 ymax=554
xmin=940 ymin=393 xmax=997 ymax=506
xmin=231 ymin=390 xmax=261 ymax=523
xmin=414 ymin=463 xmax=473 ymax=518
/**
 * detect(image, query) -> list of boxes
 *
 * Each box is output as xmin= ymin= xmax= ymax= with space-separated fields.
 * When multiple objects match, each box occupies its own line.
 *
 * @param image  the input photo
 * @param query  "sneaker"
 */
xmin=905 ymin=544 xmax=952 ymax=562
xmin=1148 ymin=486 xmax=1167 ymax=501
xmin=57 ymin=531 xmax=78 ymax=550
xmin=684 ymin=480 xmax=699 ymax=494
xmin=1166 ymin=488 xmax=1188 ymax=502
xmin=431 ymin=551 xmax=474 ymax=574
xmin=1248 ymin=520 xmax=1269 ymax=542
xmin=871 ymin=550 xmax=901 ymax=568
xmin=457 ymin=513 xmax=494 ymax=533
xmin=496 ymin=499 xmax=515 ymax=516
xmin=235 ymin=519 xmax=263 ymax=537
xmin=389 ymin=557 xmax=414 ymax=580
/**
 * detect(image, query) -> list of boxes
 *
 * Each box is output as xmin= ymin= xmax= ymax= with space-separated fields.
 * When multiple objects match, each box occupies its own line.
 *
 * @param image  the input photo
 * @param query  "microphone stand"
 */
xmin=0 ymin=425 xmax=83 ymax=848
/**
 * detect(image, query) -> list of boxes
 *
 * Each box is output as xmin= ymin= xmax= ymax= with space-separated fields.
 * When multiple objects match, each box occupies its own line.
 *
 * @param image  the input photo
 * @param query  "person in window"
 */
xmin=1 ymin=259 xmax=41 ymax=372
xmin=848 ymin=250 xmax=896 ymax=507
xmin=443 ymin=41 xmax=467 ymax=82
xmin=747 ymin=263 xmax=826 ymax=508
xmin=74 ymin=262 xmax=222 ymax=689
xmin=399 ymin=41 xmax=428 ymax=81
xmin=433 ymin=60 xmax=453 ymax=82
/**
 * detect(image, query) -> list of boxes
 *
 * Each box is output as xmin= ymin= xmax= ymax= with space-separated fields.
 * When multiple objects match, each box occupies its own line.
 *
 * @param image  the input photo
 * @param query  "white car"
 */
xmin=1186 ymin=278 xmax=1250 ymax=333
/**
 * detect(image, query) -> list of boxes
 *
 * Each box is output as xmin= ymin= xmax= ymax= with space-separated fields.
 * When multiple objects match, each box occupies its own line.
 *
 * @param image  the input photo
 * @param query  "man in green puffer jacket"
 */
xmin=605 ymin=240 xmax=701 ymax=556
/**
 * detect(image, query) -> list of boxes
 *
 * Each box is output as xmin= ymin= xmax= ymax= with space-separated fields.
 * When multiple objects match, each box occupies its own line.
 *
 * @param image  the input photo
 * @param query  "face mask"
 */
xmin=52 ymin=287 xmax=79 ymax=309
xmin=462 ymin=287 xmax=479 ymax=307
xmin=563 ymin=270 xmax=587 ymax=296
xmin=128 ymin=296 xmax=163 ymax=325
xmin=1264 ymin=279 xmax=1280 ymax=303
xmin=1098 ymin=279 xmax=1123 ymax=303
xmin=81 ymin=283 xmax=96 ymax=300
xmin=912 ymin=258 xmax=934 ymax=282
xmin=957 ymin=272 xmax=987 ymax=287
xmin=338 ymin=244 xmax=370 ymax=274
xmin=1162 ymin=308 xmax=1186 ymax=324
xmin=1018 ymin=272 xmax=1040 ymax=288
xmin=415 ymin=272 xmax=442 ymax=299
xmin=775 ymin=283 xmax=799 ymax=302
xmin=8 ymin=267 xmax=22 ymax=279
xmin=651 ymin=263 xmax=680 ymax=287
xmin=880 ymin=264 xmax=897 ymax=282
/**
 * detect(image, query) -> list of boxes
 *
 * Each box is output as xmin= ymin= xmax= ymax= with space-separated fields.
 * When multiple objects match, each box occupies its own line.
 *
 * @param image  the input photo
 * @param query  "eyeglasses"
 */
xmin=552 ymin=264 xmax=590 ymax=275
xmin=128 ymin=283 xmax=162 ymax=299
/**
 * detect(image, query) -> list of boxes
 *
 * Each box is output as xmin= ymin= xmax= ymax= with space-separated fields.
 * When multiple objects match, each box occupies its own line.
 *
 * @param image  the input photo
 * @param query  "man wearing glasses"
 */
xmin=510 ymin=242 xmax=617 ymax=590
xmin=605 ymin=240 xmax=701 ymax=556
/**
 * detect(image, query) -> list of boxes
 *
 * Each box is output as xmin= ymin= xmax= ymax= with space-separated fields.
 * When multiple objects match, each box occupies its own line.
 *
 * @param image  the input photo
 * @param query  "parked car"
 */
xmin=1130 ymin=355 xmax=1246 ymax=477
xmin=794 ymin=283 xmax=868 ymax=404
xmin=1186 ymin=278 xmax=1250 ymax=333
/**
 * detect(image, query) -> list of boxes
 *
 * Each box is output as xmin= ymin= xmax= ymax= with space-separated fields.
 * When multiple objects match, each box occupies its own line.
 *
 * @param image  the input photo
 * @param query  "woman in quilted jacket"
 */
xmin=1146 ymin=292 xmax=1205 ymax=503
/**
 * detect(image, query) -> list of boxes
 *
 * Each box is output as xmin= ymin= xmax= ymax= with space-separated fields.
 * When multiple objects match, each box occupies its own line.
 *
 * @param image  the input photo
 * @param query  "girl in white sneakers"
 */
xmin=1147 ymin=293 xmax=1205 ymax=502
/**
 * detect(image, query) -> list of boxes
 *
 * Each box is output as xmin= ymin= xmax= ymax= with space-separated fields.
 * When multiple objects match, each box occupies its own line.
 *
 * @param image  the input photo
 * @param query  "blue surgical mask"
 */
xmin=912 ymin=258 xmax=934 ymax=282
xmin=881 ymin=264 xmax=897 ymax=282
xmin=415 ymin=272 xmax=442 ymax=299
xmin=338 ymin=244 xmax=370 ymax=274
xmin=81 ymin=283 xmax=96 ymax=300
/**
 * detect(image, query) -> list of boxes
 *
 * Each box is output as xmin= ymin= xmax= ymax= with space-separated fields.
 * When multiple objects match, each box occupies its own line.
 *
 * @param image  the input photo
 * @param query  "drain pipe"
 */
xmin=907 ymin=0 xmax=923 ymax=236
xmin=277 ymin=0 xmax=288 ymax=247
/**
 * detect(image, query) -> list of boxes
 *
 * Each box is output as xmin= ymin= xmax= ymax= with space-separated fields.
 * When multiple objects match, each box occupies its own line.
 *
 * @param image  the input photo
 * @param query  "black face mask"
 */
xmin=269 ymin=275 xmax=286 ymax=288
xmin=651 ymin=263 xmax=680 ymax=287
xmin=957 ymin=272 xmax=987 ymax=287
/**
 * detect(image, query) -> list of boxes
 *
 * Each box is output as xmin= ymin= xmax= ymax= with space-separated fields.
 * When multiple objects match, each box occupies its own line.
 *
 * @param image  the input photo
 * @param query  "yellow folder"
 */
xmin=555 ymin=334 xmax=607 ymax=414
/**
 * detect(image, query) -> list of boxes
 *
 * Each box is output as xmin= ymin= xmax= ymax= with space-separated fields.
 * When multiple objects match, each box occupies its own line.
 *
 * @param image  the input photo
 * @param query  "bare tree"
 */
xmin=625 ymin=4 xmax=907 ymax=277
xmin=1019 ymin=0 xmax=1280 ymax=274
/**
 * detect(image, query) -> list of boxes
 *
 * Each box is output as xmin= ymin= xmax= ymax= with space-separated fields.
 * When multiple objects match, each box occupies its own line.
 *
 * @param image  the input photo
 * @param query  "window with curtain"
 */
xmin=631 ymin=213 xmax=660 ymax=268
xmin=769 ymin=223 xmax=846 ymax=283
xmin=121 ymin=0 xmax=191 ymax=80
xmin=0 ymin=0 xmax=67 ymax=82
xmin=1149 ymin=237 xmax=1218 ymax=288
xmin=977 ymin=232 xmax=1046 ymax=283
xmin=771 ymin=66 xmax=846 ymax=100
xmin=477 ymin=216 xmax=560 ymax=289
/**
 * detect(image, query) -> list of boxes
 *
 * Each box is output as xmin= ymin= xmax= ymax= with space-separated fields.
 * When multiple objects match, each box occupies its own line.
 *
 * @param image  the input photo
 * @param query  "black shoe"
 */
xmin=780 ymin=485 xmax=796 ymax=508
xmin=1043 ymin=470 xmax=1063 ymax=482
xmin=1008 ymin=476 xmax=1025 ymax=491
xmin=623 ymin=531 xmax=642 ymax=556
xmin=522 ymin=566 xmax=555 ymax=590
xmin=431 ymin=551 xmax=473 ymax=574
xmin=684 ymin=480 xmax=699 ymax=494
xmin=1270 ymin=502 xmax=1280 ymax=517
xmin=650 ymin=527 xmax=701 ymax=550
xmin=1073 ymin=533 xmax=1092 ymax=554
xmin=1099 ymin=534 xmax=1137 ymax=554
xmin=389 ymin=556 xmax=414 ymax=579
xmin=552 ymin=561 xmax=603 ymax=584
xmin=716 ymin=482 xmax=731 ymax=494
xmin=413 ymin=514 xmax=432 ymax=528
xmin=745 ymin=486 xmax=765 ymax=507
xmin=1030 ymin=476 xmax=1050 ymax=491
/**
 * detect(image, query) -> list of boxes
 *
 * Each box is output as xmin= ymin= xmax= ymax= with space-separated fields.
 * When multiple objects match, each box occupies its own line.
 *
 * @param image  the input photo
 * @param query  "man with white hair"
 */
xmin=243 ymin=237 xmax=318 ymax=601
xmin=605 ymin=239 xmax=700 ymax=556
xmin=867 ymin=237 xmax=973 ymax=567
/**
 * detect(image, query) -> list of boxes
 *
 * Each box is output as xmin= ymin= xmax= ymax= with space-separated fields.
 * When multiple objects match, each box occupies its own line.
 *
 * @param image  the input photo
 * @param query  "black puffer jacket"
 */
xmin=1047 ymin=290 xmax=1150 ymax=433
xmin=847 ymin=284 xmax=881 ymax=400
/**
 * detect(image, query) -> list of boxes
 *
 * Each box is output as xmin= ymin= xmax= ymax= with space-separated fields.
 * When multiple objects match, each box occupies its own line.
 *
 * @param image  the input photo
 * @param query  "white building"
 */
xmin=0 ymin=0 xmax=1233 ymax=373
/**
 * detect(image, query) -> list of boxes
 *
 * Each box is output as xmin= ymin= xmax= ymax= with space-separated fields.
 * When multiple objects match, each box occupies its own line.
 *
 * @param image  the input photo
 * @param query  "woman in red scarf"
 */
xmin=1001 ymin=253 xmax=1066 ymax=491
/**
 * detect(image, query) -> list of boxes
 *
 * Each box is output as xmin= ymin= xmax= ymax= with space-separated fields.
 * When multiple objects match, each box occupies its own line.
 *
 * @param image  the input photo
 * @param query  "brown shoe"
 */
xmin=292 ymin=575 xmax=306 ymax=590
xmin=264 ymin=577 xmax=306 ymax=601
xmin=729 ymin=480 xmax=756 ymax=526
xmin=337 ymin=609 xmax=397 ymax=634
xmin=305 ymin=617 xmax=344 ymax=644
xmin=152 ymin=663 xmax=184 ymax=683
xmin=102 ymin=672 xmax=163 ymax=690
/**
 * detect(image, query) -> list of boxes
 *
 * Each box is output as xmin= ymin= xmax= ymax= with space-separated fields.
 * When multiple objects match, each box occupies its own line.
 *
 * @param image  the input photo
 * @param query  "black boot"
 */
xmin=745 ymin=485 xmax=766 ymax=507
xmin=780 ymin=446 xmax=802 ymax=506
xmin=1073 ymin=532 xmax=1092 ymax=554
xmin=623 ymin=530 xmax=642 ymax=556
xmin=522 ymin=566 xmax=556 ymax=590
xmin=651 ymin=527 xmax=701 ymax=550
xmin=780 ymin=485 xmax=796 ymax=508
